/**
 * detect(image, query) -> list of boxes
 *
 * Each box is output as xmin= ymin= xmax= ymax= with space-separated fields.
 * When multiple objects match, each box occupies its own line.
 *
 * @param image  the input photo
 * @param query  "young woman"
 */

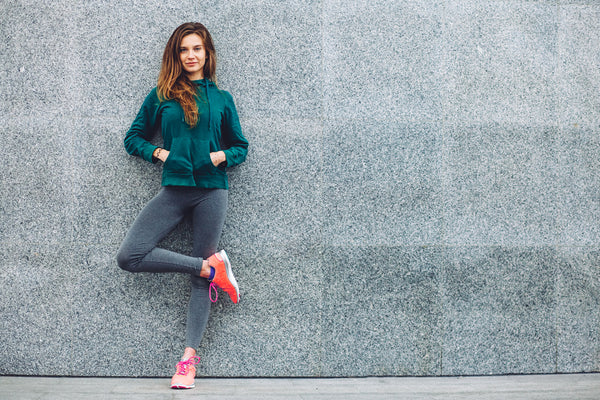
xmin=116 ymin=22 xmax=248 ymax=389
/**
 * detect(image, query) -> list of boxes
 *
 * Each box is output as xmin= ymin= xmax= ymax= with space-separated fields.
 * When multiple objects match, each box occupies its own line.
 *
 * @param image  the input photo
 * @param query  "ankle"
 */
xmin=182 ymin=347 xmax=196 ymax=361
xmin=199 ymin=260 xmax=212 ymax=279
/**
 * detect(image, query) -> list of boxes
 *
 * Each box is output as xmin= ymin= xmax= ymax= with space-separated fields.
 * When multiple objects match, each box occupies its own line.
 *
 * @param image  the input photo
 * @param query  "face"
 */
xmin=179 ymin=34 xmax=206 ymax=80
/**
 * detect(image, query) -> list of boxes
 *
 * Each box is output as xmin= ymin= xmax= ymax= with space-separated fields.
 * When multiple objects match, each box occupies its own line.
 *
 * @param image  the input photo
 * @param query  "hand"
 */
xmin=153 ymin=148 xmax=169 ymax=162
xmin=159 ymin=149 xmax=170 ymax=162
xmin=210 ymin=151 xmax=226 ymax=167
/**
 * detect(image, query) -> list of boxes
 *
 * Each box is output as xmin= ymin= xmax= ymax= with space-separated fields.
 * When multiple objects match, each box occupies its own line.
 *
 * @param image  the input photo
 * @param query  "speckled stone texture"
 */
xmin=1 ymin=0 xmax=599 ymax=377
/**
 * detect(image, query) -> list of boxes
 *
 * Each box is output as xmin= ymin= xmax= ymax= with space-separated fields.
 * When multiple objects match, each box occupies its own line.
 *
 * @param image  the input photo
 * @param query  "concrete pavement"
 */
xmin=1 ymin=373 xmax=599 ymax=400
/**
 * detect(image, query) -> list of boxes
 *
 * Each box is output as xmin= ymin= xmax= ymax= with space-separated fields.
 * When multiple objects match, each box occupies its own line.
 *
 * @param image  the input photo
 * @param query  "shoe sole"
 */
xmin=171 ymin=384 xmax=195 ymax=389
xmin=219 ymin=250 xmax=240 ymax=303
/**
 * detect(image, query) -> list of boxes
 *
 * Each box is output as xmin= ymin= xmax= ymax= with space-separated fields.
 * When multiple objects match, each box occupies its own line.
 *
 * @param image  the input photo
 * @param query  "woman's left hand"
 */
xmin=210 ymin=151 xmax=227 ymax=167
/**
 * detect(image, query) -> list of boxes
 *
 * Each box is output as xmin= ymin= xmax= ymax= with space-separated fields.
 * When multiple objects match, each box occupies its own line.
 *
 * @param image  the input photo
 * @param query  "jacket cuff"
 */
xmin=222 ymin=149 xmax=234 ymax=167
xmin=144 ymin=146 xmax=159 ymax=164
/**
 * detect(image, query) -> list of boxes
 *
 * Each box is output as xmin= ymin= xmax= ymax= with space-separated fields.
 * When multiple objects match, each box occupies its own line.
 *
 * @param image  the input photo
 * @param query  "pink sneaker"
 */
xmin=208 ymin=250 xmax=240 ymax=304
xmin=170 ymin=356 xmax=199 ymax=389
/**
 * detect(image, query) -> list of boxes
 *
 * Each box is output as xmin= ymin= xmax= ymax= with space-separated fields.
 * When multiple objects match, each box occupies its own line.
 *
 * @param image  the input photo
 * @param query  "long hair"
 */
xmin=157 ymin=22 xmax=217 ymax=127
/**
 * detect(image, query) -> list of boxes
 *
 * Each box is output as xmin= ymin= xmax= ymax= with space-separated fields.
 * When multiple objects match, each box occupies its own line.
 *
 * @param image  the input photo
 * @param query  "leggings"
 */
xmin=116 ymin=186 xmax=228 ymax=349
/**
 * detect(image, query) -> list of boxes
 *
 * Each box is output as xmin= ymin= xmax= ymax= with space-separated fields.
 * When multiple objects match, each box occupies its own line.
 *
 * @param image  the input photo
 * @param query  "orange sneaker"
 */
xmin=207 ymin=250 xmax=240 ymax=304
xmin=170 ymin=356 xmax=199 ymax=389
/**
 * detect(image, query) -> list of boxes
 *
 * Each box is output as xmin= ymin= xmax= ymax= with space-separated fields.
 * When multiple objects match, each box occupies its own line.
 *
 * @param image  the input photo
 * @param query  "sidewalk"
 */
xmin=1 ymin=374 xmax=599 ymax=399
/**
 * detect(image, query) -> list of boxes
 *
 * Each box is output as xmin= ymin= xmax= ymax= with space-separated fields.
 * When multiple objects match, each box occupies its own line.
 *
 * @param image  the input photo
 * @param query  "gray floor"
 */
xmin=1 ymin=374 xmax=599 ymax=400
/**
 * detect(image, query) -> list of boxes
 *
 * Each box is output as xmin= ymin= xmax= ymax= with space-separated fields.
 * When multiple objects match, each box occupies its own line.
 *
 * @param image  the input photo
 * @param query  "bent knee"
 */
xmin=116 ymin=247 xmax=138 ymax=272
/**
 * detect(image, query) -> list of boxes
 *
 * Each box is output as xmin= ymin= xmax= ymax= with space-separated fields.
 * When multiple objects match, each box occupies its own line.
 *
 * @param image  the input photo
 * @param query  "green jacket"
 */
xmin=124 ymin=79 xmax=248 ymax=189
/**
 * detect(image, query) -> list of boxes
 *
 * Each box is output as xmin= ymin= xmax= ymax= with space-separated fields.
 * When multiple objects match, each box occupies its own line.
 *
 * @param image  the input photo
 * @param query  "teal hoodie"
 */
xmin=124 ymin=79 xmax=248 ymax=189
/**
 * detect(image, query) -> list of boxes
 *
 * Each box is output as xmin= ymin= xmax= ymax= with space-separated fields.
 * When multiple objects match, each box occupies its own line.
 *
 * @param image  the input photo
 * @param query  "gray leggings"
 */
xmin=116 ymin=186 xmax=228 ymax=349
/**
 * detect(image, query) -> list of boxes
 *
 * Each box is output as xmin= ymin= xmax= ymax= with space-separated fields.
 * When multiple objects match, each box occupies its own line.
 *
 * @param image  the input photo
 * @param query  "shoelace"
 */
xmin=209 ymin=281 xmax=218 ymax=303
xmin=175 ymin=356 xmax=200 ymax=376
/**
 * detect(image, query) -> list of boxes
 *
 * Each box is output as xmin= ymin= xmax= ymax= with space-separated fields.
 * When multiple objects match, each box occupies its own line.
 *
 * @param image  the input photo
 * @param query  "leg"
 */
xmin=116 ymin=187 xmax=203 ymax=275
xmin=185 ymin=189 xmax=228 ymax=349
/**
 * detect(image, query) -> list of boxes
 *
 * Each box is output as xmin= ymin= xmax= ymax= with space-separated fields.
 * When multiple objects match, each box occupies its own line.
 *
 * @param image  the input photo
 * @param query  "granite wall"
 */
xmin=1 ymin=0 xmax=599 ymax=377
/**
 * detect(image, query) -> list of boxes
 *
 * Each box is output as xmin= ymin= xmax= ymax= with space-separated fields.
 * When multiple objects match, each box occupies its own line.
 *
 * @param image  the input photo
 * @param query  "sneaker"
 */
xmin=170 ymin=356 xmax=200 ymax=389
xmin=207 ymin=250 xmax=240 ymax=304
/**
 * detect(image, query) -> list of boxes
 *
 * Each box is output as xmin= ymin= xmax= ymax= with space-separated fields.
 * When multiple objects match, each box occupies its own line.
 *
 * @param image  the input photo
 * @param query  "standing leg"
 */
xmin=185 ymin=189 xmax=228 ymax=349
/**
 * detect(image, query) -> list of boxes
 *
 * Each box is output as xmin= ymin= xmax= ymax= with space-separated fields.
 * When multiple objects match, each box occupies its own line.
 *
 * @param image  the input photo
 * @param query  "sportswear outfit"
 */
xmin=117 ymin=79 xmax=248 ymax=352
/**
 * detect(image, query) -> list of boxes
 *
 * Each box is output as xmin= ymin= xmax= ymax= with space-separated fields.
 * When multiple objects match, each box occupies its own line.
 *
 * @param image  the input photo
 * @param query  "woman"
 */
xmin=116 ymin=22 xmax=248 ymax=389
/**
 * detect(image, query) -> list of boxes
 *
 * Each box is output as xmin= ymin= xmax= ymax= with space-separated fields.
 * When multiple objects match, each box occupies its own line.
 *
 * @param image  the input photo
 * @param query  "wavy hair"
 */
xmin=157 ymin=22 xmax=217 ymax=127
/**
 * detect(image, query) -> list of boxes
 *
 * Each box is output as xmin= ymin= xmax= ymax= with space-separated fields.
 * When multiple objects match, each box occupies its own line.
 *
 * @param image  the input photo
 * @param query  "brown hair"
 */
xmin=157 ymin=22 xmax=217 ymax=127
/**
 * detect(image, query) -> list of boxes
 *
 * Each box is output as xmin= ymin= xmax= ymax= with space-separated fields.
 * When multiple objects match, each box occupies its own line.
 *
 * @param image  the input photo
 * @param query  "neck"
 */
xmin=187 ymin=72 xmax=204 ymax=81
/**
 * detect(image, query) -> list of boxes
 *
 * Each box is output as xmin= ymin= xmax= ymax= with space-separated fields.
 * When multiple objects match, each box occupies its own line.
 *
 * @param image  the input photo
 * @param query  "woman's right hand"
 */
xmin=153 ymin=148 xmax=170 ymax=162
xmin=160 ymin=149 xmax=170 ymax=162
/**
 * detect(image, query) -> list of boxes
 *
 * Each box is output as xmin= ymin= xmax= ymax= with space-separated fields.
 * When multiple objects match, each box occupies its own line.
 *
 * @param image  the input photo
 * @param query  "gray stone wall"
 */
xmin=1 ymin=0 xmax=599 ymax=377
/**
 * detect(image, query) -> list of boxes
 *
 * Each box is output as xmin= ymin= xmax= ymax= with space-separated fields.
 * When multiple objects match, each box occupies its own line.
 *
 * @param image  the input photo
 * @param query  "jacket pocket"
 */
xmin=164 ymin=137 xmax=193 ymax=174
xmin=191 ymin=138 xmax=220 ymax=174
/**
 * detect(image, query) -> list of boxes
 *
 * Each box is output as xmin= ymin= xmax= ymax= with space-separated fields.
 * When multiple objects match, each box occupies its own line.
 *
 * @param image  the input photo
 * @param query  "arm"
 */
xmin=220 ymin=91 xmax=249 ymax=167
xmin=124 ymin=88 xmax=162 ymax=163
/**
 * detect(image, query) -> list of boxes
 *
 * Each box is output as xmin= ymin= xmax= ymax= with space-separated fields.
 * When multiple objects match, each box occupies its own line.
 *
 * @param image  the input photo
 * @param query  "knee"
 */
xmin=116 ymin=246 xmax=137 ymax=272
